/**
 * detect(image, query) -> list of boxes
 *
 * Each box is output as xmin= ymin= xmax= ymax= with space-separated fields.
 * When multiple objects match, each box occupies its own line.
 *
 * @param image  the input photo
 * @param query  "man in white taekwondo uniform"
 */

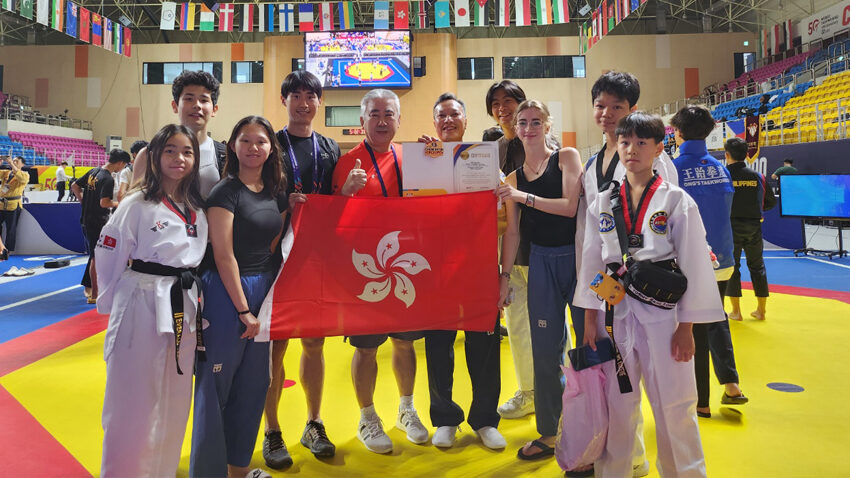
xmin=95 ymin=189 xmax=208 ymax=476
xmin=575 ymin=112 xmax=720 ymax=478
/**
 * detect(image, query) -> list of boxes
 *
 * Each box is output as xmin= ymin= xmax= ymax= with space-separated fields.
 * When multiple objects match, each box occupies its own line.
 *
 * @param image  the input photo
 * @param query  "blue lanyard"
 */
xmin=281 ymin=127 xmax=321 ymax=193
xmin=363 ymin=141 xmax=402 ymax=197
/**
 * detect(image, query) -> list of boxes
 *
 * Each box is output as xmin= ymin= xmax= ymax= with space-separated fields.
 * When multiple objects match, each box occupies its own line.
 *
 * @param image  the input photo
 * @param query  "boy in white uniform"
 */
xmin=574 ymin=71 xmax=678 ymax=478
xmin=96 ymin=124 xmax=208 ymax=476
xmin=576 ymin=112 xmax=720 ymax=478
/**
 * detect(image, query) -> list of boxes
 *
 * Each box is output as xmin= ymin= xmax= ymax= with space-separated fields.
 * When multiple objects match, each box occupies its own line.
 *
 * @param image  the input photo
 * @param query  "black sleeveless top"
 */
xmin=516 ymin=151 xmax=577 ymax=247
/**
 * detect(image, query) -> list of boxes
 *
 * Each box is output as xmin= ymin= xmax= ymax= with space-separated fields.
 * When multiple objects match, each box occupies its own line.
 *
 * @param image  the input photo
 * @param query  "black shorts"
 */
xmin=347 ymin=331 xmax=425 ymax=349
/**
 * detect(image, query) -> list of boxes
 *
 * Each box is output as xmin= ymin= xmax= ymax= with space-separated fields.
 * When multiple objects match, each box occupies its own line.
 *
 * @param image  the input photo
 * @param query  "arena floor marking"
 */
xmin=0 ymin=284 xmax=82 ymax=311
xmin=1 ymin=254 xmax=848 ymax=476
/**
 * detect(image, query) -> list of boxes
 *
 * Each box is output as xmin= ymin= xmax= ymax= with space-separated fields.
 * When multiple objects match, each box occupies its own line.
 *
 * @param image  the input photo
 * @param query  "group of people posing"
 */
xmin=92 ymin=67 xmax=773 ymax=478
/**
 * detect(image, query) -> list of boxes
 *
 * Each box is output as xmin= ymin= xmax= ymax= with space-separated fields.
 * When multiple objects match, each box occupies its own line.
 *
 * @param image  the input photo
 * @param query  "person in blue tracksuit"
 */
xmin=671 ymin=106 xmax=748 ymax=418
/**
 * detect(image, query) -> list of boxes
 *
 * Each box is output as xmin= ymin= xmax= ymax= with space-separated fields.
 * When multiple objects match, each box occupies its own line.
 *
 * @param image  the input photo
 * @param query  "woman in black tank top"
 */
xmin=495 ymin=100 xmax=587 ymax=462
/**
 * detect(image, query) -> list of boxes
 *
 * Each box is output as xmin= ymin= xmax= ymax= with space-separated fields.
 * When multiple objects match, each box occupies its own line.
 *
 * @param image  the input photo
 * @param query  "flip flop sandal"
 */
xmin=516 ymin=439 xmax=554 ymax=461
xmin=721 ymin=392 xmax=749 ymax=405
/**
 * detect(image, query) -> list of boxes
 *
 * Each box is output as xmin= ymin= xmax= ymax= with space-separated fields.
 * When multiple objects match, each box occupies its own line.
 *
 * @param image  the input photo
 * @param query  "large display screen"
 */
xmin=304 ymin=31 xmax=412 ymax=89
xmin=779 ymin=174 xmax=850 ymax=219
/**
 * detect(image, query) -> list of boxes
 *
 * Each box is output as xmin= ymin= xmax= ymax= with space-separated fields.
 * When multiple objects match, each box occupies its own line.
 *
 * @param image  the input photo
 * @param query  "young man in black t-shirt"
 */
xmin=262 ymin=70 xmax=341 ymax=470
xmin=72 ymin=149 xmax=130 ymax=302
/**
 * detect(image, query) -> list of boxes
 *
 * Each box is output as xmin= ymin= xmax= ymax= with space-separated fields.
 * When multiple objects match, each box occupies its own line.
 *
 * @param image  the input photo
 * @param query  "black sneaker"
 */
xmin=262 ymin=430 xmax=293 ymax=469
xmin=301 ymin=420 xmax=336 ymax=458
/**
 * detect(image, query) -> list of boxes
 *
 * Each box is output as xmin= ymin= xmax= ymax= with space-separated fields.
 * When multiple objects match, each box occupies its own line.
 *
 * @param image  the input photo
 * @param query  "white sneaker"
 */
xmin=633 ymin=460 xmax=650 ymax=477
xmin=431 ymin=426 xmax=458 ymax=448
xmin=358 ymin=413 xmax=393 ymax=454
xmin=396 ymin=406 xmax=429 ymax=444
xmin=498 ymin=390 xmax=534 ymax=418
xmin=245 ymin=469 xmax=272 ymax=478
xmin=475 ymin=426 xmax=507 ymax=449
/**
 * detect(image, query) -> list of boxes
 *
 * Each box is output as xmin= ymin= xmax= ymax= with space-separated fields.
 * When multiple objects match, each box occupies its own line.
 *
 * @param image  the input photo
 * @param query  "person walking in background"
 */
xmin=56 ymin=161 xmax=69 ymax=202
xmin=724 ymin=138 xmax=777 ymax=321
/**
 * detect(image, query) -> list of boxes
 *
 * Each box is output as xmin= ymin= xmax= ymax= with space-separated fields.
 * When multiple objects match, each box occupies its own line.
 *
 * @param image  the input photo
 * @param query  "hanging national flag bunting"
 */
xmin=774 ymin=23 xmax=781 ymax=52
xmin=454 ymin=0 xmax=470 ymax=27
xmin=607 ymin=0 xmax=614 ymax=31
xmin=552 ymin=0 xmax=567 ymax=23
xmin=2 ymin=0 xmax=15 ymax=12
xmin=416 ymin=0 xmax=428 ymax=28
xmin=20 ymin=0 xmax=33 ymax=19
xmin=36 ymin=0 xmax=48 ymax=24
xmin=298 ymin=3 xmax=313 ymax=31
xmin=161 ymin=1 xmax=176 ymax=29
xmin=65 ymin=1 xmax=77 ymax=38
xmin=620 ymin=0 xmax=629 ymax=18
xmin=242 ymin=3 xmax=254 ymax=31
xmin=393 ymin=1 xmax=409 ymax=29
xmin=319 ymin=2 xmax=333 ymax=30
xmin=123 ymin=26 xmax=131 ymax=57
xmin=535 ymin=0 xmax=551 ymax=25
xmin=374 ymin=0 xmax=389 ymax=29
xmin=434 ymin=0 xmax=449 ymax=28
xmin=199 ymin=4 xmax=214 ymax=30
xmin=785 ymin=19 xmax=793 ymax=46
xmin=114 ymin=23 xmax=122 ymax=54
xmin=338 ymin=1 xmax=354 ymax=30
xmin=630 ymin=0 xmax=638 ymax=12
xmin=473 ymin=0 xmax=487 ymax=27
xmin=91 ymin=13 xmax=102 ymax=45
xmin=760 ymin=28 xmax=768 ymax=57
xmin=51 ymin=0 xmax=63 ymax=30
xmin=219 ymin=3 xmax=234 ymax=31
xmin=279 ymin=3 xmax=294 ymax=31
xmin=257 ymin=3 xmax=269 ymax=31
xmin=496 ymin=0 xmax=509 ymax=26
xmin=601 ymin=0 xmax=608 ymax=34
xmin=181 ymin=3 xmax=195 ymax=30
xmin=515 ymin=0 xmax=530 ymax=26
xmin=104 ymin=17 xmax=112 ymax=50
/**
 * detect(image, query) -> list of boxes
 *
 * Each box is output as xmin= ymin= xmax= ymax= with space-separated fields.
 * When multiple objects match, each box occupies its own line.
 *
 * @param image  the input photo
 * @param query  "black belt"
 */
xmin=130 ymin=260 xmax=206 ymax=374
xmin=604 ymin=261 xmax=633 ymax=395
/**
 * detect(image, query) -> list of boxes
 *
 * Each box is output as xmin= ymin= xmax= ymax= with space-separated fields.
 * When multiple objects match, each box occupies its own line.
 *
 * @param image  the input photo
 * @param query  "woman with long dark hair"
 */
xmin=190 ymin=116 xmax=289 ymax=477
xmin=97 ymin=124 xmax=207 ymax=476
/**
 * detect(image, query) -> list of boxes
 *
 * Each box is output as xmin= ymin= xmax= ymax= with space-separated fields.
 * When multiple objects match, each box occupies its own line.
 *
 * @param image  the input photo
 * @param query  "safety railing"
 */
xmin=0 ymin=106 xmax=93 ymax=131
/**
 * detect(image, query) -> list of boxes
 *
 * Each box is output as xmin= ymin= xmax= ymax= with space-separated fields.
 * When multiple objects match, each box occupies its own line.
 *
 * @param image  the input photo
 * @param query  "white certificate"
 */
xmin=402 ymin=141 xmax=499 ymax=196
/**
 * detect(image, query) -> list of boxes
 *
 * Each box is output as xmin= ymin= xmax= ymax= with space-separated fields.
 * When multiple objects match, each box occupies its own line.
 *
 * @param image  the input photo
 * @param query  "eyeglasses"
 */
xmin=516 ymin=119 xmax=545 ymax=129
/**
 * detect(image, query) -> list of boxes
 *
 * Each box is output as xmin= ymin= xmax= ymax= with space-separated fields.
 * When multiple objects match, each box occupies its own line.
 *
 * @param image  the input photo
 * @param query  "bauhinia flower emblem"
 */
xmin=353 ymin=231 xmax=431 ymax=308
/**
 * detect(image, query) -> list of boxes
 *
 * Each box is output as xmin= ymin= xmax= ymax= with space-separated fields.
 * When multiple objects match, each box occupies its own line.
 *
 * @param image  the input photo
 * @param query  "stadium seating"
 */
xmin=7 ymin=132 xmax=106 ymax=166
xmin=0 ymin=135 xmax=50 ymax=166
xmin=725 ymin=51 xmax=814 ymax=91
xmin=760 ymin=71 xmax=850 ymax=145
xmin=711 ymin=86 xmax=805 ymax=122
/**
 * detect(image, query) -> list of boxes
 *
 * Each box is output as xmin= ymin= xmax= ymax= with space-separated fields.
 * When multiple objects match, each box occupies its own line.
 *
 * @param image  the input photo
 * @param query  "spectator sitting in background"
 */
xmin=757 ymin=94 xmax=770 ymax=115
xmin=771 ymin=158 xmax=797 ymax=180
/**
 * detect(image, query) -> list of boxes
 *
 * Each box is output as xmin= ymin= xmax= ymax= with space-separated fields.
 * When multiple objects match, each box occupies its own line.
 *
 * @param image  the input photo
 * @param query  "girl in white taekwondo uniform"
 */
xmin=96 ymin=124 xmax=208 ymax=476
xmin=576 ymin=113 xmax=721 ymax=478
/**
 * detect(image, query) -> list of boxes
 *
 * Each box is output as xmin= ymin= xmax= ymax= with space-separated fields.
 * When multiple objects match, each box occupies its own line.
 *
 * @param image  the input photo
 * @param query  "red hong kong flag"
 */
xmin=269 ymin=191 xmax=499 ymax=339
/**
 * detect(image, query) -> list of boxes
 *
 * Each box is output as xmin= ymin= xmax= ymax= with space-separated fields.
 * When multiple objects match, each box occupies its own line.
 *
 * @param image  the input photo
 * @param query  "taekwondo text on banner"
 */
xmin=267 ymin=192 xmax=499 ymax=340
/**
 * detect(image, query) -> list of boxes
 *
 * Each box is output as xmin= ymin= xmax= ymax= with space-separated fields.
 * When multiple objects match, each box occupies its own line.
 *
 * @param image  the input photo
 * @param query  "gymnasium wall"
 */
xmin=0 ymin=31 xmax=753 ymax=152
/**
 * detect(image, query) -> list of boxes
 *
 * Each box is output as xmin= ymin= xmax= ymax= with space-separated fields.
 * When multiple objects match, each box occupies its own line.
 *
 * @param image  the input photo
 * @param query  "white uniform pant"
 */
xmin=101 ymin=289 xmax=196 ymax=477
xmin=505 ymin=265 xmax=534 ymax=392
xmin=597 ymin=312 xmax=706 ymax=478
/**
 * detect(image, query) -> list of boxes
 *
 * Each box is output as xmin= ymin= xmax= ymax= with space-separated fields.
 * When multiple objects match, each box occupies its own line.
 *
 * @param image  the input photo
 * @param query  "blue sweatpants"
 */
xmin=190 ymin=270 xmax=274 ymax=477
xmin=527 ymin=243 xmax=584 ymax=437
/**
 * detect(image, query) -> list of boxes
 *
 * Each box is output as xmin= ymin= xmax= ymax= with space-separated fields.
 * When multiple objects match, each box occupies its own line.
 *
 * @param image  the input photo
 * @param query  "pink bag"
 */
xmin=555 ymin=364 xmax=609 ymax=472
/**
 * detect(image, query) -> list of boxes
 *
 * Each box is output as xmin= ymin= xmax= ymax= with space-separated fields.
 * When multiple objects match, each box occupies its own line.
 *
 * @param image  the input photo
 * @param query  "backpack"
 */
xmin=214 ymin=141 xmax=228 ymax=175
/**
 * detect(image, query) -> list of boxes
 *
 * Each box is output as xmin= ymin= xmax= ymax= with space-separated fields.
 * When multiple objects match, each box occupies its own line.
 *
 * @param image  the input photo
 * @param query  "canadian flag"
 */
xmin=394 ymin=1 xmax=409 ymax=29
xmin=267 ymin=192 xmax=498 ymax=339
xmin=455 ymin=0 xmax=470 ymax=27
